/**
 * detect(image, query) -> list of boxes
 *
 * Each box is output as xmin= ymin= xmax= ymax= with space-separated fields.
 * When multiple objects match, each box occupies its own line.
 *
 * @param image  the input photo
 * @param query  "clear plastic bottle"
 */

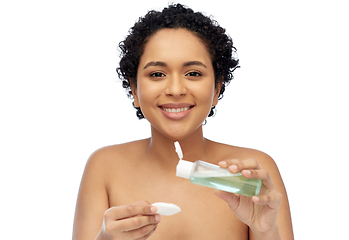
xmin=176 ymin=159 xmax=262 ymax=197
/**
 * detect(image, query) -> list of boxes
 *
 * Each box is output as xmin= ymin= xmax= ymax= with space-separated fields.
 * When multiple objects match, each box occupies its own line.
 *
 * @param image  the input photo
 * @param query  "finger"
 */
xmin=140 ymin=225 xmax=158 ymax=239
xmin=219 ymin=159 xmax=261 ymax=173
xmin=252 ymin=191 xmax=282 ymax=209
xmin=241 ymin=169 xmax=268 ymax=180
xmin=105 ymin=201 xmax=156 ymax=221
xmin=126 ymin=223 xmax=158 ymax=240
xmin=241 ymin=169 xmax=275 ymax=191
xmin=118 ymin=214 xmax=161 ymax=232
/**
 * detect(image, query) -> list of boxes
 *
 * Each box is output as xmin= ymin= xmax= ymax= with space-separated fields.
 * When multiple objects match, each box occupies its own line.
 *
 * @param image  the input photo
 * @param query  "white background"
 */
xmin=1 ymin=0 xmax=348 ymax=239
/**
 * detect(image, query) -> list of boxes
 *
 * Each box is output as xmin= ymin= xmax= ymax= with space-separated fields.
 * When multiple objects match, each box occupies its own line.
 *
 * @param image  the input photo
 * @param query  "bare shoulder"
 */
xmin=207 ymin=140 xmax=280 ymax=177
xmin=86 ymin=138 xmax=149 ymax=168
xmin=81 ymin=138 xmax=151 ymax=194
xmin=208 ymin=140 xmax=274 ymax=162
xmin=73 ymin=140 xmax=149 ymax=240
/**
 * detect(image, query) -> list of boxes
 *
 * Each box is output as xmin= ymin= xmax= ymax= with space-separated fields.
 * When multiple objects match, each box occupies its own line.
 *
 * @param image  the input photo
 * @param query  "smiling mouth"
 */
xmin=159 ymin=104 xmax=194 ymax=120
xmin=161 ymin=107 xmax=192 ymax=113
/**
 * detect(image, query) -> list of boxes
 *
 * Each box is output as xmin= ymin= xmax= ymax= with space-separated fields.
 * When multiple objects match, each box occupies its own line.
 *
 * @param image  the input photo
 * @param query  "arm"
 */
xmin=216 ymin=152 xmax=294 ymax=240
xmin=248 ymin=156 xmax=293 ymax=240
xmin=73 ymin=150 xmax=110 ymax=240
xmin=72 ymin=149 xmax=160 ymax=240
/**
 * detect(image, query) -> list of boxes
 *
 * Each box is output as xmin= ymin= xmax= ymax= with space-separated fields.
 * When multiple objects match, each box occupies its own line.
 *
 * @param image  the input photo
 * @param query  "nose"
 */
xmin=164 ymin=74 xmax=187 ymax=97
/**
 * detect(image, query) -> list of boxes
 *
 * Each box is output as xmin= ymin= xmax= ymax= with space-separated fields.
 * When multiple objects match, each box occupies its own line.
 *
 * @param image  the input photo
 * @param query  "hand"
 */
xmin=100 ymin=201 xmax=161 ymax=240
xmin=215 ymin=159 xmax=282 ymax=235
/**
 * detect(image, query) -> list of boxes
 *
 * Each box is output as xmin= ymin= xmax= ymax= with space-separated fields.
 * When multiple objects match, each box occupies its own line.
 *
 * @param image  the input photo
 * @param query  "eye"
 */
xmin=186 ymin=71 xmax=202 ymax=77
xmin=150 ymin=72 xmax=166 ymax=78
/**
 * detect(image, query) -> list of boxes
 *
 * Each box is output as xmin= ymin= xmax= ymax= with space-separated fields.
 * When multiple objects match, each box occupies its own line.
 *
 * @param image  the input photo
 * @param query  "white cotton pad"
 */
xmin=151 ymin=202 xmax=181 ymax=216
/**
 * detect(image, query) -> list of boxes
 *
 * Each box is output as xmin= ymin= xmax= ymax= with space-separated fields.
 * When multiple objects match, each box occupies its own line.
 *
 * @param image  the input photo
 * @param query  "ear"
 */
xmin=130 ymin=79 xmax=140 ymax=108
xmin=212 ymin=81 xmax=223 ymax=106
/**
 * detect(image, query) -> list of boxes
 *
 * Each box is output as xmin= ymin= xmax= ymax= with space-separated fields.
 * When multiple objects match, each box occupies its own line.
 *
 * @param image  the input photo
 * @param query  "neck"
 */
xmin=148 ymin=124 xmax=208 ymax=166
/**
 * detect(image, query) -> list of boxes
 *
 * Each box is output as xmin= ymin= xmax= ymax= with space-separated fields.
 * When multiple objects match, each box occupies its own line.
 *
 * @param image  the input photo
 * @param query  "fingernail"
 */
xmin=218 ymin=161 xmax=227 ymax=167
xmin=229 ymin=165 xmax=238 ymax=172
xmin=150 ymin=206 xmax=157 ymax=213
xmin=155 ymin=214 xmax=161 ymax=222
xmin=243 ymin=170 xmax=251 ymax=176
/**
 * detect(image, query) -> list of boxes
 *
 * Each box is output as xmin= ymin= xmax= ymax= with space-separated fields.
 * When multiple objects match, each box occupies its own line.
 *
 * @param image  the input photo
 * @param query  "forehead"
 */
xmin=139 ymin=28 xmax=212 ymax=68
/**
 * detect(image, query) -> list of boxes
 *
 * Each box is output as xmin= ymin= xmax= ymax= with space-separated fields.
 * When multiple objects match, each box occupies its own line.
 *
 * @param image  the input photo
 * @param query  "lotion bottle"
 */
xmin=175 ymin=141 xmax=262 ymax=197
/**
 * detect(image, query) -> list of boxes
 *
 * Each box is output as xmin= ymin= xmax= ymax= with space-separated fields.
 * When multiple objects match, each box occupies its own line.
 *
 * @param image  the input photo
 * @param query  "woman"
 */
xmin=73 ymin=4 xmax=293 ymax=240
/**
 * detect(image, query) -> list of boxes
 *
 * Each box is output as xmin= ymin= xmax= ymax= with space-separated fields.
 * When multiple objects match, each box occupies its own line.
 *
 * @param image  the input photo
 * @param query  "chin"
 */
xmin=156 ymin=121 xmax=204 ymax=141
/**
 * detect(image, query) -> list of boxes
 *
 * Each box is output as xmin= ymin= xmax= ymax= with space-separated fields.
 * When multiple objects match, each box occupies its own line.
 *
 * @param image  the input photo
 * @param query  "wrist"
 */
xmin=251 ymin=225 xmax=281 ymax=240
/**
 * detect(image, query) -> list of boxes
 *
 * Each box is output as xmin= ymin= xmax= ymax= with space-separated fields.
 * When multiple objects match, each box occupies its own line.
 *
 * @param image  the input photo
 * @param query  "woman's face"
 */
xmin=133 ymin=28 xmax=220 ymax=140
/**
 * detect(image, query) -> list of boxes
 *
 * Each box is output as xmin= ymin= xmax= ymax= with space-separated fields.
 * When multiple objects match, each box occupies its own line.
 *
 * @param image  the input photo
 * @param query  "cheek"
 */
xmin=189 ymin=81 xmax=216 ymax=104
xmin=136 ymin=80 xmax=162 ymax=106
xmin=137 ymin=80 xmax=151 ymax=101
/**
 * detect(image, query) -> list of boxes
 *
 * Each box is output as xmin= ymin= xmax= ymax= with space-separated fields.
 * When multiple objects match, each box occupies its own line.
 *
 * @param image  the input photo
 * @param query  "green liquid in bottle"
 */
xmin=190 ymin=173 xmax=261 ymax=197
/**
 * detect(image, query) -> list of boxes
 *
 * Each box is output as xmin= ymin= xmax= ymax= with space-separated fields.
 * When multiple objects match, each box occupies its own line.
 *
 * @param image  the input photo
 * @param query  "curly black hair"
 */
xmin=116 ymin=3 xmax=239 ymax=119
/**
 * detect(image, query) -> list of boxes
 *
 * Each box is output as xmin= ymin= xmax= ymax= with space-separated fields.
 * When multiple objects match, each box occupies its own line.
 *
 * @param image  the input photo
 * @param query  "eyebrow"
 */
xmin=143 ymin=61 xmax=167 ymax=69
xmin=143 ymin=61 xmax=207 ymax=69
xmin=183 ymin=61 xmax=207 ymax=68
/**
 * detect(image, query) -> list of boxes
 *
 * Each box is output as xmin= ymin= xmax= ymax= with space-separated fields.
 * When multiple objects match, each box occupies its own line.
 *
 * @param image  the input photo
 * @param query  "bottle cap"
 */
xmin=176 ymin=159 xmax=193 ymax=179
xmin=174 ymin=141 xmax=183 ymax=160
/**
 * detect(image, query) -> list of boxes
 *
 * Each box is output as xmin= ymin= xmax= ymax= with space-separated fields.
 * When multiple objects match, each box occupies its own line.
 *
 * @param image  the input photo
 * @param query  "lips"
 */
xmin=159 ymin=103 xmax=194 ymax=120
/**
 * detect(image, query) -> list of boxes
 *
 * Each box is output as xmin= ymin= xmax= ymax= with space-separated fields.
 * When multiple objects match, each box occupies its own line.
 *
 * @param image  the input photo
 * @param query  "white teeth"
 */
xmin=163 ymin=107 xmax=190 ymax=113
